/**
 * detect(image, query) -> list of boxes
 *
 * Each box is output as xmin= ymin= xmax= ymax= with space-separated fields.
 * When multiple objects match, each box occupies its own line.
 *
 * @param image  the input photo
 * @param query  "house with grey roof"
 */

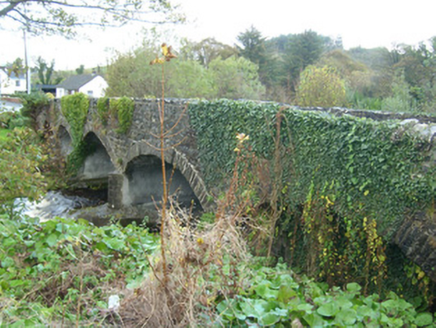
xmin=56 ymin=74 xmax=107 ymax=98
xmin=0 ymin=67 xmax=26 ymax=95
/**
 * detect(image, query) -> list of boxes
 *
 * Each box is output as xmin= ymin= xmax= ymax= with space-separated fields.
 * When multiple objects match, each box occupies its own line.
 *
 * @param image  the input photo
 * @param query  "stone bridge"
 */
xmin=39 ymin=97 xmax=436 ymax=283
xmin=44 ymin=98 xmax=213 ymax=219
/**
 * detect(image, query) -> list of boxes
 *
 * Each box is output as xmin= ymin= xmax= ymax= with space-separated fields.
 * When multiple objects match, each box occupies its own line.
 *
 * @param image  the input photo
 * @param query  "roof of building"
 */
xmin=57 ymin=74 xmax=102 ymax=90
xmin=0 ymin=66 xmax=26 ymax=79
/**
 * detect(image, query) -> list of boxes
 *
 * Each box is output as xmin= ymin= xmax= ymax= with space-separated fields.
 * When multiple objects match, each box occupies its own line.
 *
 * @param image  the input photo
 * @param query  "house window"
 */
xmin=15 ymin=80 xmax=20 ymax=87
xmin=87 ymin=91 xmax=93 ymax=96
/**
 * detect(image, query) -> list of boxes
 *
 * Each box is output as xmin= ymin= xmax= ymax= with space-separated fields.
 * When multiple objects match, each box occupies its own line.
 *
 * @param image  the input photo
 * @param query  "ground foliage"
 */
xmin=0 ymin=215 xmax=158 ymax=327
xmin=188 ymin=99 xmax=436 ymax=296
xmin=0 ymin=214 xmax=434 ymax=327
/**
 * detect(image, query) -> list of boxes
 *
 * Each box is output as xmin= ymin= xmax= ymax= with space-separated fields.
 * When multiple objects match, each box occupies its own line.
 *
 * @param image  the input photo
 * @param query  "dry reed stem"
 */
xmin=118 ymin=201 xmax=251 ymax=327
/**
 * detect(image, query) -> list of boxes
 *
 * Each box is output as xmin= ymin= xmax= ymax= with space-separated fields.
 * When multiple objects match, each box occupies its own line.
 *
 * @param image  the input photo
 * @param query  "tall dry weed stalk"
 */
xmin=118 ymin=202 xmax=250 ymax=327
xmin=117 ymin=135 xmax=259 ymax=327
xmin=113 ymin=44 xmax=253 ymax=327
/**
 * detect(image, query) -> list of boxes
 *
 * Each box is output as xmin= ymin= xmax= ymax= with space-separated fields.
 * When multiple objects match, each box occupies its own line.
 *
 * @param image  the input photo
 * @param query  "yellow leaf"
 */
xmin=161 ymin=43 xmax=169 ymax=57
xmin=150 ymin=57 xmax=165 ymax=65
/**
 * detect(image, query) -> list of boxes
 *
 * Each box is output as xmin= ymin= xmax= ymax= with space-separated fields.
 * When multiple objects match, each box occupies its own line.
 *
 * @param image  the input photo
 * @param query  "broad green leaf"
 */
xmin=256 ymin=282 xmax=279 ymax=299
xmin=336 ymin=296 xmax=353 ymax=309
xmin=240 ymin=299 xmax=268 ymax=319
xmin=415 ymin=313 xmax=433 ymax=327
xmin=297 ymin=303 xmax=314 ymax=313
xmin=46 ymin=233 xmax=58 ymax=247
xmin=335 ymin=308 xmax=357 ymax=326
xmin=317 ymin=302 xmax=339 ymax=317
xmin=261 ymin=312 xmax=281 ymax=326
xmin=277 ymin=285 xmax=297 ymax=303
xmin=346 ymin=282 xmax=362 ymax=293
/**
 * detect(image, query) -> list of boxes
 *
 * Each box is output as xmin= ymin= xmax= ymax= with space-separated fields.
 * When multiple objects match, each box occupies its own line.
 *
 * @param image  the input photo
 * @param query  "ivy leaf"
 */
xmin=103 ymin=237 xmax=125 ymax=251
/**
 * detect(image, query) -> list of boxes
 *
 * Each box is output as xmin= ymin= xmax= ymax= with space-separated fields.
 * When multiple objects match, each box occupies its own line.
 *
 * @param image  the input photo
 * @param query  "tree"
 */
xmin=106 ymin=44 xmax=264 ymax=100
xmin=263 ymin=30 xmax=331 ymax=98
xmin=180 ymin=38 xmax=237 ymax=68
xmin=208 ymin=56 xmax=265 ymax=100
xmin=237 ymin=26 xmax=267 ymax=67
xmin=0 ymin=0 xmax=184 ymax=36
xmin=34 ymin=56 xmax=61 ymax=85
xmin=296 ymin=65 xmax=347 ymax=107
xmin=75 ymin=65 xmax=85 ymax=75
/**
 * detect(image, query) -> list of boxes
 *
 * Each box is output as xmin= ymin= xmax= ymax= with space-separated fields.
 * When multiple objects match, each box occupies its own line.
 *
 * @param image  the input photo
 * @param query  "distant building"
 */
xmin=56 ymin=74 xmax=107 ymax=98
xmin=34 ymin=84 xmax=57 ymax=95
xmin=0 ymin=67 xmax=26 ymax=95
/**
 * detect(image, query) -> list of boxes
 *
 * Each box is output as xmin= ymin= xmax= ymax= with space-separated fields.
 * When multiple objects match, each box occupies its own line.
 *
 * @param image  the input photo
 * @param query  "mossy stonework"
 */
xmin=42 ymin=96 xmax=436 ymax=288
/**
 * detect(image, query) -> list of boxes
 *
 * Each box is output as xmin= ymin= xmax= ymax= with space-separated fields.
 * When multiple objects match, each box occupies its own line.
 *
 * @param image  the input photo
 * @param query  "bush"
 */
xmin=19 ymin=92 xmax=50 ymax=129
xmin=296 ymin=65 xmax=347 ymax=107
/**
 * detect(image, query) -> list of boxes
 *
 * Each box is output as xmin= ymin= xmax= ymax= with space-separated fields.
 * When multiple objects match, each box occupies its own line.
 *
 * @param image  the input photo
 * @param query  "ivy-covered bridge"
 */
xmin=39 ymin=96 xmax=436 ymax=286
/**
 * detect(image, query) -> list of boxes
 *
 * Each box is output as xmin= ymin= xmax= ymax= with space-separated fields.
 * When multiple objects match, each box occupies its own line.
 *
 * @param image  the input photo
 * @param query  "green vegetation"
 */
xmin=96 ymin=96 xmax=110 ymax=126
xmin=106 ymin=44 xmax=265 ymax=100
xmin=189 ymin=99 xmax=436 ymax=298
xmin=0 ymin=111 xmax=31 ymax=130
xmin=105 ymin=29 xmax=436 ymax=113
xmin=60 ymin=93 xmax=89 ymax=146
xmin=0 ymin=128 xmax=48 ymax=206
xmin=1 ymin=100 xmax=436 ymax=325
xmin=1 ymin=213 xmax=434 ymax=326
xmin=0 ymin=215 xmax=157 ymax=326
xmin=296 ymin=65 xmax=347 ymax=107
xmin=216 ymin=264 xmax=434 ymax=327
xmin=60 ymin=93 xmax=91 ymax=174
xmin=110 ymin=96 xmax=135 ymax=134
xmin=0 ymin=128 xmax=9 ymax=142
xmin=19 ymin=92 xmax=50 ymax=129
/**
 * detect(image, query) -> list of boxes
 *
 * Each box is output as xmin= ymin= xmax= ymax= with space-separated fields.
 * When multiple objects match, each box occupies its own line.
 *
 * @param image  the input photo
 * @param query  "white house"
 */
xmin=0 ymin=67 xmax=27 ymax=95
xmin=56 ymin=74 xmax=108 ymax=98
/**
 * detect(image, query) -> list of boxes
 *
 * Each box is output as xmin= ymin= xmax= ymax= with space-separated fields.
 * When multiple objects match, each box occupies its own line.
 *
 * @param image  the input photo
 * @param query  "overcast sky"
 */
xmin=1 ymin=0 xmax=436 ymax=70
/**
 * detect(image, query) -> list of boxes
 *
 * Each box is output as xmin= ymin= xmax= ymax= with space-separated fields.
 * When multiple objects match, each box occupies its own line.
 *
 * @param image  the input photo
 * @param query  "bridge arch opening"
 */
xmin=78 ymin=132 xmax=115 ymax=181
xmin=57 ymin=126 xmax=73 ymax=157
xmin=125 ymin=155 xmax=202 ymax=211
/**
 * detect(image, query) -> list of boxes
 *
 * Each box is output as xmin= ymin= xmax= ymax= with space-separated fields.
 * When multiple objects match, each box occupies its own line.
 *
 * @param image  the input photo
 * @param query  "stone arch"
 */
xmin=77 ymin=132 xmax=116 ymax=181
xmin=82 ymin=124 xmax=118 ymax=167
xmin=124 ymin=154 xmax=202 ymax=211
xmin=57 ymin=125 xmax=73 ymax=157
xmin=122 ymin=142 xmax=213 ymax=211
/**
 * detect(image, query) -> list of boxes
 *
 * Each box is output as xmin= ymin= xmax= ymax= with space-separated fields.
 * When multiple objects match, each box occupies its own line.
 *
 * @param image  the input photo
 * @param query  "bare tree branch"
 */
xmin=0 ymin=0 xmax=184 ymax=36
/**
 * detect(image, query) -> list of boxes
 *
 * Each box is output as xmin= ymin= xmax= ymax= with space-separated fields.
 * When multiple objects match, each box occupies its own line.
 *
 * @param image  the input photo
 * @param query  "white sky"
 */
xmin=1 ymin=0 xmax=436 ymax=70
